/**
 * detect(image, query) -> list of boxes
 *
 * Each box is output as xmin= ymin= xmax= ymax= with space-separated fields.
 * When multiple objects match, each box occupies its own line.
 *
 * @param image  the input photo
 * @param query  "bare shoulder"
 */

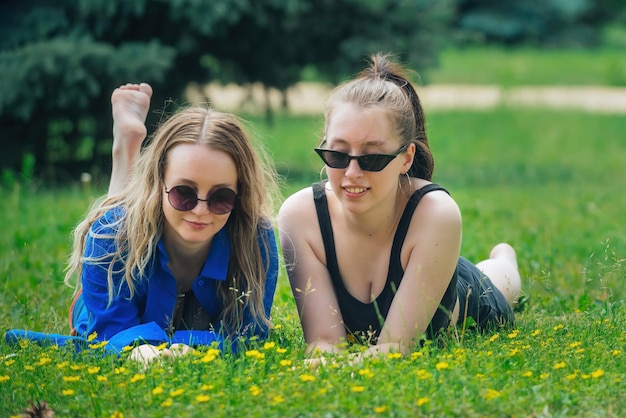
xmin=411 ymin=186 xmax=462 ymax=232
xmin=278 ymin=186 xmax=316 ymax=229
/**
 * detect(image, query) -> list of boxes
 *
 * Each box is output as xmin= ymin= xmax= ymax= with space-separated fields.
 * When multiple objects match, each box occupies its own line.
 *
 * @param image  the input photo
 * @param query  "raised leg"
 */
xmin=475 ymin=243 xmax=522 ymax=307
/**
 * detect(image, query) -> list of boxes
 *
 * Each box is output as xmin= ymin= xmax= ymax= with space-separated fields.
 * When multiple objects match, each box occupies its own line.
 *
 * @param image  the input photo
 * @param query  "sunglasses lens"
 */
xmin=358 ymin=154 xmax=394 ymax=172
xmin=168 ymin=185 xmax=198 ymax=211
xmin=208 ymin=188 xmax=237 ymax=215
xmin=317 ymin=150 xmax=350 ymax=169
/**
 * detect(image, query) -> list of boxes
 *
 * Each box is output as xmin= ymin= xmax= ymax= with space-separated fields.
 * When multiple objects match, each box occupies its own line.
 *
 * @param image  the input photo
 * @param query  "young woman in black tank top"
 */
xmin=278 ymin=53 xmax=521 ymax=367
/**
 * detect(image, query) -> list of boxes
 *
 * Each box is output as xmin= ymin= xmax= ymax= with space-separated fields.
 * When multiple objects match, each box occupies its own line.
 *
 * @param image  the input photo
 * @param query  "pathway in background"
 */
xmin=189 ymin=82 xmax=626 ymax=114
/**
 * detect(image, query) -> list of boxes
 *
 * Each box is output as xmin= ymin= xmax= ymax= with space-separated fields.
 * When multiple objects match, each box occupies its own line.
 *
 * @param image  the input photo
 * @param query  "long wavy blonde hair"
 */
xmin=65 ymin=106 xmax=280 ymax=333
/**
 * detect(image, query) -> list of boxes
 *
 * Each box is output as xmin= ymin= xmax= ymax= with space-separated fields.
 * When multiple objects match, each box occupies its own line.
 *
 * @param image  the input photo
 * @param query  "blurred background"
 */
xmin=1 ymin=0 xmax=625 ymax=187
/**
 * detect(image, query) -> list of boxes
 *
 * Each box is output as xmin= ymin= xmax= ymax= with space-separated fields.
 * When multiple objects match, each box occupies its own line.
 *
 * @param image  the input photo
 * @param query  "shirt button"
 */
xmin=198 ymin=279 xmax=205 ymax=286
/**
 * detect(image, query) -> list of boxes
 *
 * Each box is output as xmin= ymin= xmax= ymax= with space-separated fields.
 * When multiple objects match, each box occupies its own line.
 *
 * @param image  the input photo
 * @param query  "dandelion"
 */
xmin=276 ymin=348 xmax=287 ymax=354
xmin=280 ymin=360 xmax=292 ymax=367
xmin=245 ymin=350 xmax=265 ymax=360
xmin=88 ymin=341 xmax=109 ymax=349
xmin=25 ymin=365 xmax=35 ymax=371
xmin=581 ymin=374 xmax=590 ymax=379
xmin=435 ymin=362 xmax=449 ymax=370
xmin=612 ymin=349 xmax=621 ymax=356
xmin=195 ymin=395 xmax=210 ymax=403
xmin=300 ymin=374 xmax=316 ymax=382
xmin=115 ymin=367 xmax=127 ymax=374
xmin=508 ymin=348 xmax=520 ymax=357
xmin=522 ymin=371 xmax=532 ymax=378
xmin=374 ymin=406 xmax=387 ymax=413
xmin=540 ymin=373 xmax=550 ymax=379
xmin=489 ymin=334 xmax=499 ymax=342
xmin=161 ymin=398 xmax=173 ymax=407
xmin=249 ymin=385 xmax=261 ymax=396
xmin=508 ymin=330 xmax=519 ymax=339
xmin=271 ymin=395 xmax=285 ymax=404
xmin=110 ymin=412 xmax=124 ymax=418
xmin=170 ymin=388 xmax=185 ymax=397
xmin=475 ymin=373 xmax=486 ymax=379
xmin=87 ymin=331 xmax=98 ymax=342
xmin=62 ymin=389 xmax=75 ymax=396
xmin=591 ymin=369 xmax=604 ymax=378
xmin=130 ymin=373 xmax=146 ymax=383
xmin=358 ymin=368 xmax=374 ymax=378
xmin=0 ymin=375 xmax=10 ymax=383
xmin=566 ymin=373 xmax=577 ymax=380
xmin=97 ymin=376 xmax=108 ymax=382
xmin=56 ymin=361 xmax=69 ymax=369
xmin=569 ymin=341 xmax=581 ymax=348
xmin=152 ymin=386 xmax=164 ymax=395
xmin=263 ymin=342 xmax=276 ymax=350
xmin=387 ymin=352 xmax=402 ymax=359
xmin=553 ymin=324 xmax=564 ymax=331
xmin=38 ymin=357 xmax=52 ymax=366
xmin=483 ymin=389 xmax=500 ymax=400
xmin=411 ymin=351 xmax=423 ymax=360
xmin=88 ymin=366 xmax=100 ymax=374
xmin=201 ymin=352 xmax=218 ymax=363
xmin=416 ymin=398 xmax=429 ymax=406
xmin=201 ymin=384 xmax=213 ymax=391
xmin=274 ymin=324 xmax=283 ymax=330
xmin=122 ymin=345 xmax=134 ymax=352
xmin=63 ymin=376 xmax=80 ymax=382
xmin=553 ymin=362 xmax=566 ymax=370
xmin=416 ymin=370 xmax=432 ymax=380
xmin=70 ymin=364 xmax=84 ymax=371
xmin=351 ymin=385 xmax=365 ymax=393
xmin=155 ymin=342 xmax=168 ymax=351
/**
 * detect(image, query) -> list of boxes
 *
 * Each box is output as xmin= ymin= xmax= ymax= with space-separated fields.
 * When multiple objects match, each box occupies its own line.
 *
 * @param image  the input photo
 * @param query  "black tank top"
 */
xmin=312 ymin=182 xmax=458 ymax=344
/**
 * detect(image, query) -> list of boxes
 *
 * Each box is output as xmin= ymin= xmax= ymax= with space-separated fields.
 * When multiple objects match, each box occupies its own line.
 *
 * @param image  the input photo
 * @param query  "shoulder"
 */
xmin=409 ymin=184 xmax=462 ymax=233
xmin=89 ymin=206 xmax=126 ymax=235
xmin=278 ymin=186 xmax=316 ymax=228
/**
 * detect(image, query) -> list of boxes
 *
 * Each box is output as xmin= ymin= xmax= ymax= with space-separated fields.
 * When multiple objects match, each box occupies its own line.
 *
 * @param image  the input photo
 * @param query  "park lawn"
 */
xmin=1 ymin=108 xmax=625 ymax=416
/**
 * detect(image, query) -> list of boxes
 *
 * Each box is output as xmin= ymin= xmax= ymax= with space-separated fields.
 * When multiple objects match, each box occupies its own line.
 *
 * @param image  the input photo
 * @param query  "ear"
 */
xmin=402 ymin=143 xmax=416 ymax=172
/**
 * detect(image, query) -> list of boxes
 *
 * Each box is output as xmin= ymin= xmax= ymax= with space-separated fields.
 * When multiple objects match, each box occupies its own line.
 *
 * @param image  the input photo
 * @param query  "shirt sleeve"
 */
xmin=240 ymin=223 xmax=279 ymax=339
xmin=80 ymin=213 xmax=144 ymax=341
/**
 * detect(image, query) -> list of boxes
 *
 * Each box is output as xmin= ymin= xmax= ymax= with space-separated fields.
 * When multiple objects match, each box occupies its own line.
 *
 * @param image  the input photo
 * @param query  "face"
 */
xmin=162 ymin=143 xmax=238 ymax=247
xmin=324 ymin=102 xmax=414 ymax=213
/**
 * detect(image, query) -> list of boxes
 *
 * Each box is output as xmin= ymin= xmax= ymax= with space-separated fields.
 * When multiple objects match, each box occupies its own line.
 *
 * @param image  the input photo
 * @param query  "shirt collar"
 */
xmin=156 ymin=227 xmax=231 ymax=282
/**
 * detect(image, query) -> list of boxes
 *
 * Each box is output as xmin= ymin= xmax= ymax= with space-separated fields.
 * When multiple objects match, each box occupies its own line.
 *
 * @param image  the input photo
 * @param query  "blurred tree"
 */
xmin=452 ymin=0 xmax=626 ymax=46
xmin=0 ymin=0 xmax=451 ymax=183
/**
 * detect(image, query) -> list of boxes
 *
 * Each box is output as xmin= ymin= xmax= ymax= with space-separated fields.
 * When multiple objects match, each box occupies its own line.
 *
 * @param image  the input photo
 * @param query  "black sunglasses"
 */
xmin=165 ymin=185 xmax=237 ymax=214
xmin=314 ymin=143 xmax=409 ymax=172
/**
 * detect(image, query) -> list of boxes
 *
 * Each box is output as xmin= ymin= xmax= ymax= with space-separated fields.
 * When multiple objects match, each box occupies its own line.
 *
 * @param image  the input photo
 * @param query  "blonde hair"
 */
xmin=324 ymin=52 xmax=434 ymax=180
xmin=65 ymin=107 xmax=280 ymax=334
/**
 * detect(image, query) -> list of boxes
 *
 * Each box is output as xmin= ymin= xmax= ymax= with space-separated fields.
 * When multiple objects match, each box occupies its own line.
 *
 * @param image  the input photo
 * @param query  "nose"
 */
xmin=344 ymin=157 xmax=363 ymax=177
xmin=190 ymin=200 xmax=212 ymax=215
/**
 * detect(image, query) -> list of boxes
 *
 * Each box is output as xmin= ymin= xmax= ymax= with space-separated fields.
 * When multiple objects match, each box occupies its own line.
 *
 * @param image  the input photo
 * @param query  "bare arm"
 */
xmin=278 ymin=188 xmax=347 ymax=355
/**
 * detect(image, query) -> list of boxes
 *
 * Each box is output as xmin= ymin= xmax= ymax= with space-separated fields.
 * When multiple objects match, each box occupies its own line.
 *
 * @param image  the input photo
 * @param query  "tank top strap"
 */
xmin=390 ymin=183 xmax=450 ymax=260
xmin=312 ymin=182 xmax=340 ymax=281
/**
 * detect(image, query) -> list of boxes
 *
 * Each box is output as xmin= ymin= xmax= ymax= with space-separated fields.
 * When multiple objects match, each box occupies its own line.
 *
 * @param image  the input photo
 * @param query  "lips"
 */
xmin=344 ymin=187 xmax=368 ymax=194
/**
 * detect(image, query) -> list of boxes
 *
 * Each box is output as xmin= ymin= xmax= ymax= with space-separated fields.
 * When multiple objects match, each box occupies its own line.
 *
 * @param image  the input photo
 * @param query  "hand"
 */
xmin=128 ymin=344 xmax=162 ymax=368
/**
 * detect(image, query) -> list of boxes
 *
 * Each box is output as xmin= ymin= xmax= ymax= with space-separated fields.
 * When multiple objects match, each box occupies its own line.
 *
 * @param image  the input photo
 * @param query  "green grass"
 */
xmin=2 ymin=108 xmax=626 ymax=416
xmin=424 ymin=46 xmax=626 ymax=86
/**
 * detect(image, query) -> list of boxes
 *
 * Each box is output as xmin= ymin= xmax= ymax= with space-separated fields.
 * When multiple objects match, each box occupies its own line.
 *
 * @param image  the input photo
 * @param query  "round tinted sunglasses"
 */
xmin=314 ymin=143 xmax=409 ymax=172
xmin=165 ymin=185 xmax=237 ymax=215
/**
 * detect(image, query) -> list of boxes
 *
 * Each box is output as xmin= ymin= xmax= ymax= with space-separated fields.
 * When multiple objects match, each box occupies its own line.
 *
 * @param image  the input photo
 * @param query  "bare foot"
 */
xmin=489 ymin=243 xmax=518 ymax=269
xmin=109 ymin=83 xmax=153 ymax=195
xmin=476 ymin=243 xmax=521 ymax=306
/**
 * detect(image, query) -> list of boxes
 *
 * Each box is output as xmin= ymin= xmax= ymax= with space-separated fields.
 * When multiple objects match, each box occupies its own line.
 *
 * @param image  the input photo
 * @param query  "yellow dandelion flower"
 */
xmin=38 ymin=357 xmax=52 ymax=366
xmin=566 ymin=373 xmax=577 ymax=380
xmin=63 ymin=376 xmax=80 ymax=382
xmin=89 ymin=341 xmax=109 ymax=349
xmin=201 ymin=384 xmax=213 ymax=391
xmin=274 ymin=324 xmax=283 ymax=329
xmin=508 ymin=330 xmax=519 ymax=339
xmin=411 ymin=351 xmax=424 ymax=360
xmin=62 ymin=389 xmax=75 ymax=396
xmin=386 ymin=352 xmax=402 ymax=359
xmin=249 ymin=385 xmax=261 ymax=396
xmin=591 ymin=369 xmax=604 ymax=378
xmin=110 ymin=412 xmax=124 ymax=418
xmin=483 ymin=389 xmax=500 ymax=400
xmin=416 ymin=398 xmax=429 ymax=406
xmin=374 ymin=406 xmax=387 ymax=413
xmin=553 ymin=324 xmax=564 ymax=331
xmin=489 ymin=334 xmax=499 ymax=342
xmin=581 ymin=373 xmax=590 ymax=379
xmin=195 ymin=395 xmax=210 ymax=403
xmin=245 ymin=350 xmax=265 ymax=360
xmin=509 ymin=348 xmax=520 ymax=357
xmin=170 ymin=388 xmax=185 ymax=397
xmin=280 ymin=360 xmax=292 ymax=367
xmin=435 ymin=362 xmax=449 ymax=370
xmin=152 ymin=386 xmax=164 ymax=395
xmin=201 ymin=353 xmax=217 ymax=363
xmin=351 ymin=385 xmax=365 ymax=393
xmin=569 ymin=341 xmax=581 ymax=348
xmin=161 ymin=398 xmax=173 ymax=407
xmin=263 ymin=342 xmax=276 ymax=350
xmin=521 ymin=371 xmax=532 ymax=377
xmin=155 ymin=342 xmax=168 ymax=350
xmin=475 ymin=373 xmax=486 ymax=379
xmin=272 ymin=395 xmax=285 ymax=404
xmin=574 ymin=348 xmax=585 ymax=354
xmin=358 ymin=368 xmax=374 ymax=378
xmin=114 ymin=367 xmax=127 ymax=374
xmin=130 ymin=374 xmax=145 ymax=383
xmin=416 ymin=369 xmax=432 ymax=380
xmin=4 ymin=359 xmax=15 ymax=367
xmin=553 ymin=362 xmax=566 ymax=370
xmin=122 ymin=345 xmax=134 ymax=352
xmin=0 ymin=375 xmax=10 ymax=383
xmin=97 ymin=376 xmax=108 ymax=382
xmin=612 ymin=350 xmax=621 ymax=356
xmin=540 ymin=373 xmax=550 ymax=379
xmin=276 ymin=348 xmax=287 ymax=354
xmin=300 ymin=374 xmax=316 ymax=382
xmin=24 ymin=365 xmax=35 ymax=371
xmin=70 ymin=364 xmax=84 ymax=371
xmin=56 ymin=361 xmax=69 ymax=369
xmin=88 ymin=366 xmax=100 ymax=374
xmin=87 ymin=331 xmax=98 ymax=342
